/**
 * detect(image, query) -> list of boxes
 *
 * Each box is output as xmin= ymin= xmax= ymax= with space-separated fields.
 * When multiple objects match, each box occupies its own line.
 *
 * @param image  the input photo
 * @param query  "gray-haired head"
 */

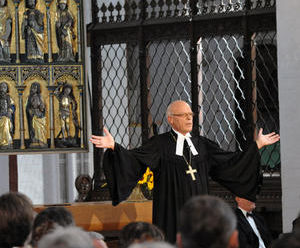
xmin=178 ymin=195 xmax=237 ymax=248
xmin=30 ymin=206 xmax=75 ymax=247
xmin=38 ymin=226 xmax=94 ymax=248
xmin=128 ymin=241 xmax=175 ymax=248
xmin=271 ymin=232 xmax=300 ymax=248
xmin=88 ymin=231 xmax=105 ymax=241
xmin=120 ymin=222 xmax=165 ymax=248
xmin=166 ymin=100 xmax=189 ymax=118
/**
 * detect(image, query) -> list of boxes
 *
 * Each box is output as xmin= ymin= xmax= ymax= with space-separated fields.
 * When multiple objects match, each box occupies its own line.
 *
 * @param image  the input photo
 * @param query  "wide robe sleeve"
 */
xmin=103 ymin=137 xmax=161 ymax=206
xmin=207 ymin=138 xmax=262 ymax=201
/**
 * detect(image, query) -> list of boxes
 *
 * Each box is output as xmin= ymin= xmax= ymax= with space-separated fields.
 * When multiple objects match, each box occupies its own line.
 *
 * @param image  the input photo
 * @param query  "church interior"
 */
xmin=0 ymin=0 xmax=299 ymax=247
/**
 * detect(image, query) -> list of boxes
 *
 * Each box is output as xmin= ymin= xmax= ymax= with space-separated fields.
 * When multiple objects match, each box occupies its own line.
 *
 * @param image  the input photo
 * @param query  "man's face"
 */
xmin=167 ymin=101 xmax=193 ymax=135
xmin=236 ymin=197 xmax=256 ymax=212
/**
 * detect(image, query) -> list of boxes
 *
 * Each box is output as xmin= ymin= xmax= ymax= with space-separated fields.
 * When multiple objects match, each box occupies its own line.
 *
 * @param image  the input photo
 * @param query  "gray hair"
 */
xmin=38 ymin=226 xmax=94 ymax=248
xmin=178 ymin=195 xmax=237 ymax=248
xmin=166 ymin=100 xmax=189 ymax=118
xmin=166 ymin=103 xmax=173 ymax=118
xmin=88 ymin=231 xmax=105 ymax=240
xmin=129 ymin=241 xmax=175 ymax=248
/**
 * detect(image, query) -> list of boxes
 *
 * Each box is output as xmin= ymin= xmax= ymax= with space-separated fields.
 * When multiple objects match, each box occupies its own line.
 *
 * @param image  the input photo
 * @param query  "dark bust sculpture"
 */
xmin=75 ymin=175 xmax=92 ymax=202
xmin=0 ymin=81 xmax=14 ymax=149
xmin=26 ymin=82 xmax=47 ymax=148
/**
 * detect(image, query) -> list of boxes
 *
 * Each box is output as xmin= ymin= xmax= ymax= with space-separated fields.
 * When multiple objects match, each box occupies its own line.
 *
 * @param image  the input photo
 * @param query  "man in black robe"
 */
xmin=90 ymin=100 xmax=280 ymax=243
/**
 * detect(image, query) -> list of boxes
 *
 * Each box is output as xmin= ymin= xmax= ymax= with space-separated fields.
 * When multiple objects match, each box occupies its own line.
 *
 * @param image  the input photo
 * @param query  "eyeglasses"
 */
xmin=171 ymin=112 xmax=194 ymax=118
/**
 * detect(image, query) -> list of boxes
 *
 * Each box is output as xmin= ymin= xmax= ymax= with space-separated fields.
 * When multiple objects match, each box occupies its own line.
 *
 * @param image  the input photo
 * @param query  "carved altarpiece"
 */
xmin=0 ymin=0 xmax=86 ymax=153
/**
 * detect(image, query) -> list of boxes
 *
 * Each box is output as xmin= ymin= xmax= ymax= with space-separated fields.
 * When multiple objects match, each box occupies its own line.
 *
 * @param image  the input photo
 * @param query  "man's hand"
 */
xmin=90 ymin=127 xmax=115 ymax=150
xmin=255 ymin=128 xmax=280 ymax=149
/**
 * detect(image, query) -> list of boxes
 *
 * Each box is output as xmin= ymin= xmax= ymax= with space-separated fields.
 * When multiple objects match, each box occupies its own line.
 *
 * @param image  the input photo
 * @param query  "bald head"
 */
xmin=166 ymin=101 xmax=193 ymax=135
xmin=166 ymin=101 xmax=190 ymax=117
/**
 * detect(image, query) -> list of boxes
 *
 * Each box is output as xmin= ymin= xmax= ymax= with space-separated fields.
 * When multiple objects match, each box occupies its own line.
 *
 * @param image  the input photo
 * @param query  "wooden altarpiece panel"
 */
xmin=0 ymin=0 xmax=87 ymax=153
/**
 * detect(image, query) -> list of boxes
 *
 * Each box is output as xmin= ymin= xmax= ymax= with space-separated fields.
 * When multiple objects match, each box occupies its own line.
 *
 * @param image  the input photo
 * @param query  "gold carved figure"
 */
xmin=21 ymin=0 xmax=44 ymax=61
xmin=0 ymin=82 xmax=14 ymax=149
xmin=54 ymin=82 xmax=80 ymax=147
xmin=0 ymin=0 xmax=12 ymax=62
xmin=55 ymin=0 xmax=75 ymax=62
xmin=26 ymin=82 xmax=47 ymax=148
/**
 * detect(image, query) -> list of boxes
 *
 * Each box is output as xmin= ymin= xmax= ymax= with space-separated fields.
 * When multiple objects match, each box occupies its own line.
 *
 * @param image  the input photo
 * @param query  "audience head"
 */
xmin=38 ymin=226 xmax=94 ymax=248
xmin=177 ymin=195 xmax=238 ymax=248
xmin=120 ymin=222 xmax=165 ymax=248
xmin=128 ymin=241 xmax=175 ymax=248
xmin=271 ymin=232 xmax=300 ymax=248
xmin=0 ymin=192 xmax=34 ymax=248
xmin=166 ymin=100 xmax=193 ymax=135
xmin=88 ymin=232 xmax=108 ymax=248
xmin=293 ymin=215 xmax=300 ymax=233
xmin=30 ymin=206 xmax=75 ymax=247
xmin=235 ymin=196 xmax=256 ymax=212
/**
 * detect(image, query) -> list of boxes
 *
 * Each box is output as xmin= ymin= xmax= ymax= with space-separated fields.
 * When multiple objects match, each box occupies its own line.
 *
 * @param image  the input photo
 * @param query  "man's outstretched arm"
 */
xmin=90 ymin=127 xmax=115 ymax=150
xmin=255 ymin=128 xmax=280 ymax=149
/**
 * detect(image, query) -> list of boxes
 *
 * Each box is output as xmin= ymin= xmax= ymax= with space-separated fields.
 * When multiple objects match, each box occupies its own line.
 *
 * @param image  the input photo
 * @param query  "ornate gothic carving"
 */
xmin=0 ymin=0 xmax=86 ymax=153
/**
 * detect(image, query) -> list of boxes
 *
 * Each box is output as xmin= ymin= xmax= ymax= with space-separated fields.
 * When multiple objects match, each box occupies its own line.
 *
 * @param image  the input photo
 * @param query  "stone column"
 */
xmin=0 ymin=156 xmax=9 ymax=194
xmin=277 ymin=0 xmax=300 ymax=232
xmin=42 ymin=154 xmax=61 ymax=204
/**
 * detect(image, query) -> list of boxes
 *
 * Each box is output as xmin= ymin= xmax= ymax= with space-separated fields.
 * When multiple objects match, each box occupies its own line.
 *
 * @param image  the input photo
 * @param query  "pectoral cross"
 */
xmin=186 ymin=165 xmax=197 ymax=181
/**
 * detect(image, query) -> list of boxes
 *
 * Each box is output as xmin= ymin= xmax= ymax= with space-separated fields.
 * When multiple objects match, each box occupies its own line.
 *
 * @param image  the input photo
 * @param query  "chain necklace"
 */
xmin=170 ymin=132 xmax=197 ymax=181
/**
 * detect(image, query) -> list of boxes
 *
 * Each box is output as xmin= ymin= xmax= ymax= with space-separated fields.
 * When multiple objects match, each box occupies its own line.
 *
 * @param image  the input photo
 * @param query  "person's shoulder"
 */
xmin=191 ymin=132 xmax=212 ymax=144
xmin=235 ymin=208 xmax=245 ymax=218
xmin=252 ymin=211 xmax=266 ymax=222
xmin=147 ymin=132 xmax=170 ymax=143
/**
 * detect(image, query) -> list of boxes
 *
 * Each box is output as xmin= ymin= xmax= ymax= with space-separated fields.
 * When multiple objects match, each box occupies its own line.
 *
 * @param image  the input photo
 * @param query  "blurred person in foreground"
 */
xmin=0 ymin=192 xmax=35 ymax=248
xmin=30 ymin=206 xmax=75 ymax=247
xmin=128 ymin=241 xmax=175 ymax=248
xmin=88 ymin=231 xmax=108 ymax=248
xmin=38 ymin=226 xmax=94 ymax=248
xmin=177 ymin=195 xmax=239 ymax=248
xmin=270 ymin=232 xmax=300 ymax=248
xmin=120 ymin=221 xmax=165 ymax=248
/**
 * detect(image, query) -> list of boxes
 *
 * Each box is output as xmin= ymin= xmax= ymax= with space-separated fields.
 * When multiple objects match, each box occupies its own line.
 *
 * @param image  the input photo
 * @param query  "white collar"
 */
xmin=238 ymin=207 xmax=253 ymax=218
xmin=172 ymin=129 xmax=198 ymax=156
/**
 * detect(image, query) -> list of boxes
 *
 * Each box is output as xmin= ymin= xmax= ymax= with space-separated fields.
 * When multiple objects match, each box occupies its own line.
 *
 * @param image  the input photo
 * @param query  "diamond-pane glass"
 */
xmin=101 ymin=43 xmax=142 ymax=149
xmin=252 ymin=31 xmax=280 ymax=171
xmin=147 ymin=40 xmax=191 ymax=134
xmin=197 ymin=35 xmax=245 ymax=151
xmin=98 ymin=33 xmax=279 ymax=174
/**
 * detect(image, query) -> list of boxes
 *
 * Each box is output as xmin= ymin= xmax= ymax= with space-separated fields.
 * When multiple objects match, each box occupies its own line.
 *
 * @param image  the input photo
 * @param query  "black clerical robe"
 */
xmin=103 ymin=131 xmax=261 ymax=242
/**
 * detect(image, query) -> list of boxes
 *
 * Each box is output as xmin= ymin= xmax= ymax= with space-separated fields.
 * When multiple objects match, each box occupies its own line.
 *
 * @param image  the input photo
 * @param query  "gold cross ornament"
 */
xmin=186 ymin=165 xmax=197 ymax=181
